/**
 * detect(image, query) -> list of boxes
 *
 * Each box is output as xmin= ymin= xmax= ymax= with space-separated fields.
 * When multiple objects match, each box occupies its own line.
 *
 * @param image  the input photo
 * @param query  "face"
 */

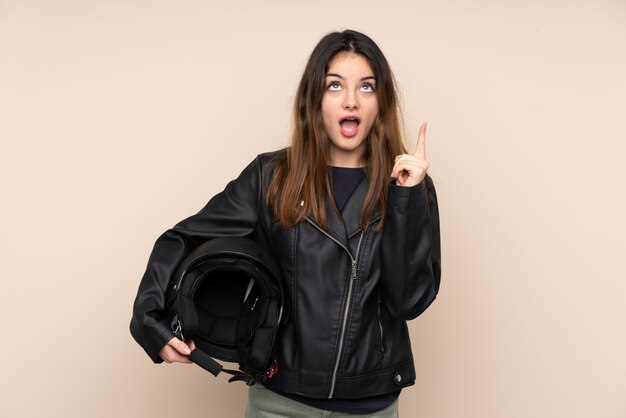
xmin=321 ymin=53 xmax=379 ymax=167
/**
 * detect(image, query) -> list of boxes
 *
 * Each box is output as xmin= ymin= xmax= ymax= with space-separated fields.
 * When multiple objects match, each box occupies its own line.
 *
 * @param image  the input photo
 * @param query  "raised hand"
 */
xmin=390 ymin=122 xmax=429 ymax=187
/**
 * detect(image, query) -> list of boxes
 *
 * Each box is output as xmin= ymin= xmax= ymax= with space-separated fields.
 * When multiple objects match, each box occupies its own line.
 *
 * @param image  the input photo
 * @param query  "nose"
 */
xmin=342 ymin=89 xmax=359 ymax=110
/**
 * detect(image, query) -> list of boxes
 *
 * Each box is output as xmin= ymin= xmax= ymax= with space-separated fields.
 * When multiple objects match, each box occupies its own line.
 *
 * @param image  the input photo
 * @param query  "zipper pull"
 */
xmin=351 ymin=260 xmax=357 ymax=280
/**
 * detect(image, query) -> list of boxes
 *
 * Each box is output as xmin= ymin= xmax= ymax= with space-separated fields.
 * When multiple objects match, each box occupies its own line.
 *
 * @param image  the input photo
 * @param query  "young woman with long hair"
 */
xmin=131 ymin=29 xmax=441 ymax=417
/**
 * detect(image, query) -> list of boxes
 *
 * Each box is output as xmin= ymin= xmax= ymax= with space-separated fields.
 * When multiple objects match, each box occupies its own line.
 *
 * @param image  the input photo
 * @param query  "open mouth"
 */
xmin=339 ymin=116 xmax=360 ymax=137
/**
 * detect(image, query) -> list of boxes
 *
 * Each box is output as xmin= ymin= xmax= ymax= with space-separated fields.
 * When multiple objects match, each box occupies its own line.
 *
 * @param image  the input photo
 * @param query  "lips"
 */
xmin=339 ymin=115 xmax=361 ymax=138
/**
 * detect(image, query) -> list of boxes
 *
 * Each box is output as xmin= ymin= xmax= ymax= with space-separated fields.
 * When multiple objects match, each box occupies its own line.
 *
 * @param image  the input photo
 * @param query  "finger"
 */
xmin=188 ymin=340 xmax=197 ymax=351
xmin=395 ymin=155 xmax=420 ymax=165
xmin=161 ymin=345 xmax=192 ymax=364
xmin=175 ymin=354 xmax=193 ymax=364
xmin=392 ymin=158 xmax=419 ymax=173
xmin=392 ymin=160 xmax=429 ymax=182
xmin=393 ymin=155 xmax=406 ymax=173
xmin=396 ymin=156 xmax=429 ymax=175
xmin=415 ymin=122 xmax=427 ymax=159
xmin=391 ymin=159 xmax=414 ymax=178
xmin=168 ymin=337 xmax=191 ymax=356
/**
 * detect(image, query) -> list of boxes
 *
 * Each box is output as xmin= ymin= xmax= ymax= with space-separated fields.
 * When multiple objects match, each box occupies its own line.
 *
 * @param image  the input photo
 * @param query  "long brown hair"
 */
xmin=266 ymin=29 xmax=407 ymax=233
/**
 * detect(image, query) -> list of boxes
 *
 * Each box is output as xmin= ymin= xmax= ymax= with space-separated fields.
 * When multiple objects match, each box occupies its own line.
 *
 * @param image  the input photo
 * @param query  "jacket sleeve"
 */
xmin=380 ymin=173 xmax=441 ymax=320
xmin=129 ymin=155 xmax=262 ymax=363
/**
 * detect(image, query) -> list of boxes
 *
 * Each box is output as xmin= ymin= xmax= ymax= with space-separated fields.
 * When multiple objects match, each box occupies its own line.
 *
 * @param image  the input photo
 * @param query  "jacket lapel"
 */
xmin=306 ymin=174 xmax=382 ymax=256
xmin=306 ymin=191 xmax=349 ymax=250
xmin=342 ymin=176 xmax=381 ymax=254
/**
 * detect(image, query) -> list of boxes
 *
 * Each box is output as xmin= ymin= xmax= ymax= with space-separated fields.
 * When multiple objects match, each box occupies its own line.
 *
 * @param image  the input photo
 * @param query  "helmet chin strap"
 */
xmin=188 ymin=347 xmax=224 ymax=376
xmin=189 ymin=347 xmax=278 ymax=386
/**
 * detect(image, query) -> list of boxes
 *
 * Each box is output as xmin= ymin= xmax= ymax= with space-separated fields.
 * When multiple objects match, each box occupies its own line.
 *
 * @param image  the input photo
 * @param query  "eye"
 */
xmin=361 ymin=83 xmax=375 ymax=92
xmin=327 ymin=82 xmax=342 ymax=91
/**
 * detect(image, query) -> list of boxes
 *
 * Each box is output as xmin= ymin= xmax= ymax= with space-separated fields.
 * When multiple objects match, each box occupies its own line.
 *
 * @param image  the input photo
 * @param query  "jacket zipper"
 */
xmin=304 ymin=217 xmax=364 ymax=399
xmin=377 ymin=290 xmax=385 ymax=353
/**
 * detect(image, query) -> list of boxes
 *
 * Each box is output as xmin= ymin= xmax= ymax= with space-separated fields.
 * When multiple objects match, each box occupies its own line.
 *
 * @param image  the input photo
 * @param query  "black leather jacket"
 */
xmin=130 ymin=148 xmax=441 ymax=399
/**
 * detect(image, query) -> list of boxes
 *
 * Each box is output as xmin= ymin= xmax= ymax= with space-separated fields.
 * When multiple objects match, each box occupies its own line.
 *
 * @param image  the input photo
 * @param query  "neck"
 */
xmin=329 ymin=149 xmax=366 ymax=168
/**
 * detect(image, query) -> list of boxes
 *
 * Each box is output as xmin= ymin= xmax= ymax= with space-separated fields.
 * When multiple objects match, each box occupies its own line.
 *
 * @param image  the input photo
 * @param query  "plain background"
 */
xmin=1 ymin=0 xmax=625 ymax=417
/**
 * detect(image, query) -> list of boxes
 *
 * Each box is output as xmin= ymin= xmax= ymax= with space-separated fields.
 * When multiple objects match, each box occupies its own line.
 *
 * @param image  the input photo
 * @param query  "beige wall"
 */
xmin=1 ymin=0 xmax=625 ymax=417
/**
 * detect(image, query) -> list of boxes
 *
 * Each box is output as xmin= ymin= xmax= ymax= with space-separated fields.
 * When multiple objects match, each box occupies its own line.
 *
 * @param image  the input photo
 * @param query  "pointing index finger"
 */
xmin=415 ymin=122 xmax=427 ymax=159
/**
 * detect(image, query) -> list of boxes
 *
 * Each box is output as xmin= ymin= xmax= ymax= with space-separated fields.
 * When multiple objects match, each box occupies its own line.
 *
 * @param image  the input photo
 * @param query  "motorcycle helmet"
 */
xmin=164 ymin=236 xmax=284 ymax=385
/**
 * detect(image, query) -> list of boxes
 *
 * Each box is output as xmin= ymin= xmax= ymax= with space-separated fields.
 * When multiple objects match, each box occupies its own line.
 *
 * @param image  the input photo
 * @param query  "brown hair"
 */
xmin=266 ymin=29 xmax=407 ymax=233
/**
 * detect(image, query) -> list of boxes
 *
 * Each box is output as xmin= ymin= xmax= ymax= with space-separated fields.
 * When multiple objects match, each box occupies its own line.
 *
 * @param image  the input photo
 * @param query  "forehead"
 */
xmin=326 ymin=53 xmax=374 ymax=77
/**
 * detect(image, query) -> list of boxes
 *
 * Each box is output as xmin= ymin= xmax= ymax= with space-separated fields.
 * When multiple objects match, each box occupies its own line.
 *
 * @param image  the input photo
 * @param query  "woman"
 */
xmin=130 ymin=29 xmax=441 ymax=417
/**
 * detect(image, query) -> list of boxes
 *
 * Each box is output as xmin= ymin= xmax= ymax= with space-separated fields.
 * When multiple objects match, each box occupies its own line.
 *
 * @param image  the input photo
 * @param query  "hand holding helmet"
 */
xmin=159 ymin=337 xmax=196 ymax=364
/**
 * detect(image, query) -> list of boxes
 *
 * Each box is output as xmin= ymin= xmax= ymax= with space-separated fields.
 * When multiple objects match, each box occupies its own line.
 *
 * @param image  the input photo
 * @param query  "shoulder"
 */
xmin=247 ymin=148 xmax=288 ymax=190
xmin=255 ymin=148 xmax=288 ymax=180
xmin=233 ymin=148 xmax=286 ymax=179
xmin=256 ymin=147 xmax=288 ymax=167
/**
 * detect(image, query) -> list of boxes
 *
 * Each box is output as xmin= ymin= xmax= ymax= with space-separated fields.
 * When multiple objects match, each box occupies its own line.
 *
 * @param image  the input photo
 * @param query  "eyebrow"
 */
xmin=325 ymin=73 xmax=376 ymax=81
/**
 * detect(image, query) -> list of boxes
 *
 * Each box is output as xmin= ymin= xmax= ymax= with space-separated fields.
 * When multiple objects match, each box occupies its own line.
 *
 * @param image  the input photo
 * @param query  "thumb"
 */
xmin=168 ymin=337 xmax=191 ymax=355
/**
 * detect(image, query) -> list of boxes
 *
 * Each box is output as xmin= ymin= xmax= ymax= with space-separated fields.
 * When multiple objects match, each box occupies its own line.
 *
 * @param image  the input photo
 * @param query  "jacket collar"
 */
xmin=306 ymin=174 xmax=381 ymax=251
